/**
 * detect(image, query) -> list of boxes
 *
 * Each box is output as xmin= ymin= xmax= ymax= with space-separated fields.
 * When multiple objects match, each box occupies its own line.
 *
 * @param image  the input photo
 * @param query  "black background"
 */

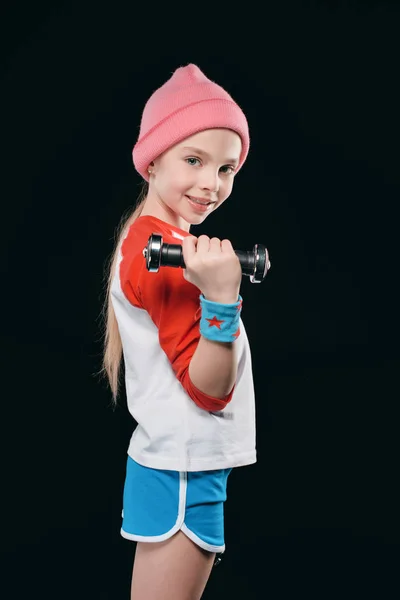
xmin=1 ymin=1 xmax=399 ymax=598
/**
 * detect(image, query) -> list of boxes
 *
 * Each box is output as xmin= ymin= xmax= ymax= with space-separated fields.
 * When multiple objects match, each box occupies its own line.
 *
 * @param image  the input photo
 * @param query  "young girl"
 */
xmin=101 ymin=64 xmax=270 ymax=599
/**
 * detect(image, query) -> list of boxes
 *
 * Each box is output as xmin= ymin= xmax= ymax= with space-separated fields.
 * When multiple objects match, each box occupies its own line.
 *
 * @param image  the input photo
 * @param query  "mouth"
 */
xmin=186 ymin=195 xmax=215 ymax=206
xmin=186 ymin=195 xmax=215 ymax=213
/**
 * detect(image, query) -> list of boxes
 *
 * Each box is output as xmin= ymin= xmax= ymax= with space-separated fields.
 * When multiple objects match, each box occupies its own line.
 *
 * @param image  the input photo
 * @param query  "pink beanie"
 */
xmin=132 ymin=64 xmax=250 ymax=182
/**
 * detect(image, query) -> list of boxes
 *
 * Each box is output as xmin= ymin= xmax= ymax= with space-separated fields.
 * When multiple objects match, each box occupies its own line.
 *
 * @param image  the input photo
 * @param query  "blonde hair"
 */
xmin=99 ymin=181 xmax=148 ymax=404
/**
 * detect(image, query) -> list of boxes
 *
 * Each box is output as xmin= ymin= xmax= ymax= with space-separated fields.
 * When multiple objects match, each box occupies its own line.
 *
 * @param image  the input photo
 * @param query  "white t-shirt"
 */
xmin=111 ymin=215 xmax=256 ymax=471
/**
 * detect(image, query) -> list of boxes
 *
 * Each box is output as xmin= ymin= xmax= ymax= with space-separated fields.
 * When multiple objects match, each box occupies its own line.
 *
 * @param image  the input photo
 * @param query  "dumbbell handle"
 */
xmin=143 ymin=234 xmax=269 ymax=283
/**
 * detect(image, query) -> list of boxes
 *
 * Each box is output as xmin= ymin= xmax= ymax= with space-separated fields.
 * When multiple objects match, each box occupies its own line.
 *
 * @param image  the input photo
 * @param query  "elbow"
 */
xmin=183 ymin=370 xmax=235 ymax=412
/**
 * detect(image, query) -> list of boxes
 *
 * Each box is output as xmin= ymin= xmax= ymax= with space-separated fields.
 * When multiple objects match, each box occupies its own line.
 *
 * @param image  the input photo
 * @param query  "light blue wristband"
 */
xmin=199 ymin=294 xmax=243 ymax=342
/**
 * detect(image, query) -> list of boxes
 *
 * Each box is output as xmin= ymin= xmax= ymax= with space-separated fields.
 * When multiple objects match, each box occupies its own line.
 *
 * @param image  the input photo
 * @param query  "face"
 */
xmin=141 ymin=128 xmax=242 ymax=232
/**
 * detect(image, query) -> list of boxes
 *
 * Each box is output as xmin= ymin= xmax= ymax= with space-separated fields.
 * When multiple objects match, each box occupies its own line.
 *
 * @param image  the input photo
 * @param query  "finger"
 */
xmin=220 ymin=239 xmax=234 ymax=252
xmin=209 ymin=237 xmax=222 ymax=252
xmin=196 ymin=235 xmax=211 ymax=253
xmin=182 ymin=236 xmax=197 ymax=260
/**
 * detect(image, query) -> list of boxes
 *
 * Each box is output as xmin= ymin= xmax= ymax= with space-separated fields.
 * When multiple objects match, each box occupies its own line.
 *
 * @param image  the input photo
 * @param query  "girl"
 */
xmin=101 ymin=64 xmax=270 ymax=599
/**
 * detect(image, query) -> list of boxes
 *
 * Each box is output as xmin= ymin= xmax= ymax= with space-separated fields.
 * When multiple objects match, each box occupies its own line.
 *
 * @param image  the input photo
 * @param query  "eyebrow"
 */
xmin=181 ymin=146 xmax=239 ymax=165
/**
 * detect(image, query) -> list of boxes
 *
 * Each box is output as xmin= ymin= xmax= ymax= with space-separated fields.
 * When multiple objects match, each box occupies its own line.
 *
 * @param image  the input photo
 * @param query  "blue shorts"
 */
xmin=121 ymin=456 xmax=232 ymax=554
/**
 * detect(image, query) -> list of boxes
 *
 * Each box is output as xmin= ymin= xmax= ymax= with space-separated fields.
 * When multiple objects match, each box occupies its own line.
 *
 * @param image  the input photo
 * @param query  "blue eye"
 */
xmin=185 ymin=157 xmax=235 ymax=174
xmin=220 ymin=165 xmax=235 ymax=175
xmin=186 ymin=157 xmax=201 ymax=166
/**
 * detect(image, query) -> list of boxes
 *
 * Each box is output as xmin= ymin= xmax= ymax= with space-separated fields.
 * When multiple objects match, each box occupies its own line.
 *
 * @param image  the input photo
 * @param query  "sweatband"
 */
xmin=199 ymin=294 xmax=243 ymax=342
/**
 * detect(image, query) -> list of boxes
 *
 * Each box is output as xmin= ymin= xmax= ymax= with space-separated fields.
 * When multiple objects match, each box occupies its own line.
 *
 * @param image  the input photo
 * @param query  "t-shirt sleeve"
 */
xmin=120 ymin=230 xmax=235 ymax=412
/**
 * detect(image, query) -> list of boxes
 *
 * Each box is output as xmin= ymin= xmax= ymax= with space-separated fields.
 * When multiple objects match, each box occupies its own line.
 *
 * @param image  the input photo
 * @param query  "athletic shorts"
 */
xmin=120 ymin=455 xmax=232 ymax=554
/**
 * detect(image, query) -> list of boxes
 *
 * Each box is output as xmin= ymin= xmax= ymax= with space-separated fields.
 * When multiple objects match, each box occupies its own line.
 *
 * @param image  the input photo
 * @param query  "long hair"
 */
xmin=100 ymin=181 xmax=148 ymax=404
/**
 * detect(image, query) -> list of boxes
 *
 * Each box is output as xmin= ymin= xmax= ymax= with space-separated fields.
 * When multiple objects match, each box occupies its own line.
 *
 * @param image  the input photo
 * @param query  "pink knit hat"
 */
xmin=132 ymin=64 xmax=250 ymax=182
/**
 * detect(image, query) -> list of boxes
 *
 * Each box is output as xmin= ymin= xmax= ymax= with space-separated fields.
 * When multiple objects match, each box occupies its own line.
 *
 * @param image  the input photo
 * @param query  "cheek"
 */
xmin=220 ymin=179 xmax=234 ymax=200
xmin=172 ymin=171 xmax=195 ymax=194
xmin=156 ymin=173 xmax=183 ymax=198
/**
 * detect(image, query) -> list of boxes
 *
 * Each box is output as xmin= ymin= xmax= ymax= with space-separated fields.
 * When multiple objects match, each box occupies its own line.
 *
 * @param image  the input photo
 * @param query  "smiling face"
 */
xmin=140 ymin=128 xmax=242 ymax=231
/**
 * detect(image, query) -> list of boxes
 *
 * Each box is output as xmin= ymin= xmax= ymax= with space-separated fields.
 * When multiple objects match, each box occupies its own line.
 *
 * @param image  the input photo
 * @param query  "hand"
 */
xmin=182 ymin=235 xmax=242 ymax=303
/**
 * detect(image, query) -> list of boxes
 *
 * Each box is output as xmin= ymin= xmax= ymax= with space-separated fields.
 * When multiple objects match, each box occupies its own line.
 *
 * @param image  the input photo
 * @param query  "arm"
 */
xmin=189 ymin=286 xmax=239 ymax=399
xmin=189 ymin=335 xmax=237 ymax=400
xmin=120 ymin=226 xmax=237 ymax=412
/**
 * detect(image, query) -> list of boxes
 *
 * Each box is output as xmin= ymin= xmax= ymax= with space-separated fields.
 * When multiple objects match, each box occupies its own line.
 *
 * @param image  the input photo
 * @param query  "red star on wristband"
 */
xmin=206 ymin=316 xmax=225 ymax=329
xmin=236 ymin=299 xmax=243 ymax=312
xmin=232 ymin=327 xmax=240 ymax=340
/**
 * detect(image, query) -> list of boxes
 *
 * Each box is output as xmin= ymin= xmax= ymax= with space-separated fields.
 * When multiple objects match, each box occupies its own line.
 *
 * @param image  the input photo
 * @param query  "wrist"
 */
xmin=202 ymin=293 xmax=240 ymax=305
xmin=199 ymin=294 xmax=242 ymax=343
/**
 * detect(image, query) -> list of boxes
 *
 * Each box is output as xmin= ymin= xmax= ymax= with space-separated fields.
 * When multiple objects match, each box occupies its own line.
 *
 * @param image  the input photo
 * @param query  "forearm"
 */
xmin=189 ymin=334 xmax=238 ymax=399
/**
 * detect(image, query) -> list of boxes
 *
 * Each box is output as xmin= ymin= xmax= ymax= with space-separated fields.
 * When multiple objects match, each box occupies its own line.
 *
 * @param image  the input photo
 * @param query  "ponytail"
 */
xmin=100 ymin=182 xmax=148 ymax=403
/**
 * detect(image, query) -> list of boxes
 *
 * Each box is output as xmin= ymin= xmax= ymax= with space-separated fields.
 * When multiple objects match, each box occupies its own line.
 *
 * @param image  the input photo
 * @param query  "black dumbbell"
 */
xmin=142 ymin=234 xmax=270 ymax=283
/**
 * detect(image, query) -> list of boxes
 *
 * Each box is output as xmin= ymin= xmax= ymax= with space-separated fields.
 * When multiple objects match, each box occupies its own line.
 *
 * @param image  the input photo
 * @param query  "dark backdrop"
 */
xmin=1 ymin=1 xmax=399 ymax=598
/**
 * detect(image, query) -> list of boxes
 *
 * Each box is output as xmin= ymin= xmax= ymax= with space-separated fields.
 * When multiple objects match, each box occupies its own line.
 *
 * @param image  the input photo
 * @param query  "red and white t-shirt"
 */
xmin=111 ymin=215 xmax=256 ymax=471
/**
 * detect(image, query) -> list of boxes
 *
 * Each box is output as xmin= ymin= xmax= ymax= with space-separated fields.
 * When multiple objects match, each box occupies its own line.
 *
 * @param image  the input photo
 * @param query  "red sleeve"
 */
xmin=120 ymin=224 xmax=235 ymax=412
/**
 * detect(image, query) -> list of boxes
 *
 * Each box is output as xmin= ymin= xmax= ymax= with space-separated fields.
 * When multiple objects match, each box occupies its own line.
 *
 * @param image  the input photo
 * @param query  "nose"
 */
xmin=199 ymin=167 xmax=219 ymax=193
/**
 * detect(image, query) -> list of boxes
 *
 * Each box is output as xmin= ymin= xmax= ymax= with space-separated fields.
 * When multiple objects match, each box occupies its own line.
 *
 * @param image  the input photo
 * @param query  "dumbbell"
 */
xmin=142 ymin=234 xmax=270 ymax=283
